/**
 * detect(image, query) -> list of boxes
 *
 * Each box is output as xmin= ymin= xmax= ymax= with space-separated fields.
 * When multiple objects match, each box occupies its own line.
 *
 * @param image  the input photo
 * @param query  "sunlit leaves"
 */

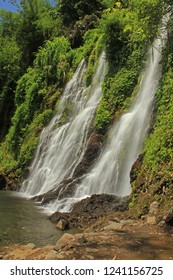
xmin=143 ymin=68 xmax=173 ymax=171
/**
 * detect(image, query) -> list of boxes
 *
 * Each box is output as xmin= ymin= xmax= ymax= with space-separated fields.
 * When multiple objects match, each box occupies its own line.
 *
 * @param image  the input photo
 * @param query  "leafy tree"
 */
xmin=0 ymin=0 xmax=61 ymax=139
xmin=6 ymin=36 xmax=72 ymax=159
xmin=129 ymin=0 xmax=163 ymax=42
xmin=0 ymin=0 xmax=171 ymax=177
xmin=58 ymin=0 xmax=104 ymax=25
xmin=2 ymin=0 xmax=62 ymax=67
xmin=0 ymin=11 xmax=22 ymax=139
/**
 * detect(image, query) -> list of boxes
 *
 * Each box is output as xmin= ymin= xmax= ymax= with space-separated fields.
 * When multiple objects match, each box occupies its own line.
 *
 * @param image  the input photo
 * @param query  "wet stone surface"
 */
xmin=50 ymin=194 xmax=129 ymax=229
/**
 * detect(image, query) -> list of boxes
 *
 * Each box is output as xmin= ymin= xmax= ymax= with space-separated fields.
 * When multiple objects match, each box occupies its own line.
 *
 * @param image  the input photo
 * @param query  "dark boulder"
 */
xmin=50 ymin=194 xmax=129 ymax=229
xmin=164 ymin=209 xmax=173 ymax=229
xmin=73 ymin=133 xmax=104 ymax=177
xmin=130 ymin=154 xmax=144 ymax=183
xmin=0 ymin=174 xmax=6 ymax=190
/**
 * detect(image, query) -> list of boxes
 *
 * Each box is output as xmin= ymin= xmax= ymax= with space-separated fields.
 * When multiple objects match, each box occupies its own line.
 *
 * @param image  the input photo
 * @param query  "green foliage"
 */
xmin=5 ymin=35 xmax=73 ymax=165
xmin=0 ymin=142 xmax=19 ymax=174
xmin=95 ymin=48 xmax=143 ymax=132
xmin=129 ymin=0 xmax=163 ymax=42
xmin=68 ymin=27 xmax=104 ymax=85
xmin=58 ymin=0 xmax=104 ymax=25
xmin=143 ymin=69 xmax=173 ymax=171
xmin=0 ymin=36 xmax=22 ymax=139
xmin=162 ymin=15 xmax=173 ymax=69
xmin=59 ymin=102 xmax=73 ymax=125
xmin=0 ymin=1 xmax=62 ymax=139
xmin=0 ymin=0 xmax=170 ymax=179
xmin=129 ymin=196 xmax=136 ymax=208
xmin=15 ymin=0 xmax=62 ymax=66
xmin=141 ymin=12 xmax=173 ymax=172
xmin=128 ymin=9 xmax=173 ymax=214
xmin=101 ymin=9 xmax=129 ymax=65
xmin=85 ymin=34 xmax=104 ymax=86
xmin=0 ymin=36 xmax=21 ymax=86
xmin=94 ymin=0 xmax=164 ymax=133
xmin=0 ymin=109 xmax=53 ymax=173
xmin=0 ymin=9 xmax=20 ymax=37
xmin=34 ymin=36 xmax=71 ymax=85
xmin=18 ymin=109 xmax=53 ymax=166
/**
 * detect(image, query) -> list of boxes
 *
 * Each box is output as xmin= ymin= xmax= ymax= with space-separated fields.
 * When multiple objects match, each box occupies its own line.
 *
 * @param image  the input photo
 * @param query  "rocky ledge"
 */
xmin=50 ymin=194 xmax=129 ymax=229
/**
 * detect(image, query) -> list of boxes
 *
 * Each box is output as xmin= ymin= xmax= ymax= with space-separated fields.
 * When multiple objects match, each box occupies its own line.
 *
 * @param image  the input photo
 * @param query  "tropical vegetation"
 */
xmin=0 ymin=0 xmax=172 ymax=213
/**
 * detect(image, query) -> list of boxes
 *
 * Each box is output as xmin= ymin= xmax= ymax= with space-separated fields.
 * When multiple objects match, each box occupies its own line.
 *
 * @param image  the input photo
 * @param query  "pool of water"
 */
xmin=0 ymin=191 xmax=66 ymax=248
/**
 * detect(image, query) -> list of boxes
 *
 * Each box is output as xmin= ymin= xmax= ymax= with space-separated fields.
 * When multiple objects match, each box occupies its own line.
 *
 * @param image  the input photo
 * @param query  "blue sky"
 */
xmin=0 ymin=0 xmax=20 ymax=12
xmin=0 ymin=0 xmax=56 ymax=12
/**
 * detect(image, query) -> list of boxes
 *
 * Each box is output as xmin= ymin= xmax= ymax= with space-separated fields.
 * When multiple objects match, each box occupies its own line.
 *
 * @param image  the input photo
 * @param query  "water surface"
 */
xmin=0 ymin=191 xmax=65 ymax=248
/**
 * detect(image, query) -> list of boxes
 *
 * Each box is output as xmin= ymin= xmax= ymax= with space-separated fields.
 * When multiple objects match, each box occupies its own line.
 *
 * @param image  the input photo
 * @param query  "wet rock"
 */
xmin=73 ymin=133 xmax=103 ymax=177
xmin=161 ymin=209 xmax=173 ymax=232
xmin=6 ymin=178 xmax=21 ymax=191
xmin=73 ymin=194 xmax=129 ymax=213
xmin=34 ymin=178 xmax=79 ymax=203
xmin=0 ymin=174 xmax=6 ymax=190
xmin=50 ymin=194 xmax=129 ymax=229
xmin=130 ymin=154 xmax=144 ymax=183
xmin=164 ymin=210 xmax=173 ymax=226
xmin=50 ymin=212 xmax=81 ymax=229
xmin=56 ymin=219 xmax=69 ymax=230
xmin=149 ymin=201 xmax=159 ymax=215
xmin=23 ymin=168 xmax=30 ymax=178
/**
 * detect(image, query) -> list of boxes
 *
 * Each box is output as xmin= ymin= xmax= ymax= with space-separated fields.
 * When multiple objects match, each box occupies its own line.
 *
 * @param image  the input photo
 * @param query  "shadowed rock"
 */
xmin=0 ymin=174 xmax=6 ymax=190
xmin=50 ymin=194 xmax=129 ymax=229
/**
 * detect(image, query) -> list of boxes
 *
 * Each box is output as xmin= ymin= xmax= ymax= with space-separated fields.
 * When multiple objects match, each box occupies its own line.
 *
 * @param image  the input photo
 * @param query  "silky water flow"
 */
xmin=21 ymin=32 xmax=165 ymax=213
xmin=48 ymin=36 xmax=165 ymax=212
xmin=21 ymin=52 xmax=107 ymax=199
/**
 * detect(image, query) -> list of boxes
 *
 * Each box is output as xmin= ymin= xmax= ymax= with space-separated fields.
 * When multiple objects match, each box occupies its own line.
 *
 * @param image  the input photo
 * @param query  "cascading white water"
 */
xmin=21 ymin=52 xmax=107 ymax=196
xmin=48 ymin=34 xmax=165 ymax=212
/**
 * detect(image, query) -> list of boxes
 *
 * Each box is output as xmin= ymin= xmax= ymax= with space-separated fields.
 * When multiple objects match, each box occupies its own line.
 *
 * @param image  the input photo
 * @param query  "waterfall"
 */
xmin=21 ymin=52 xmax=107 ymax=197
xmin=47 ymin=34 xmax=165 ymax=213
xmin=21 ymin=18 xmax=167 ymax=213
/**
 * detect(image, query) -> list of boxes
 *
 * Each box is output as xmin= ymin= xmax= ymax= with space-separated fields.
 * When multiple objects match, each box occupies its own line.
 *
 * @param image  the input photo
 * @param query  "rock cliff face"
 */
xmin=72 ymin=133 xmax=104 ymax=178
